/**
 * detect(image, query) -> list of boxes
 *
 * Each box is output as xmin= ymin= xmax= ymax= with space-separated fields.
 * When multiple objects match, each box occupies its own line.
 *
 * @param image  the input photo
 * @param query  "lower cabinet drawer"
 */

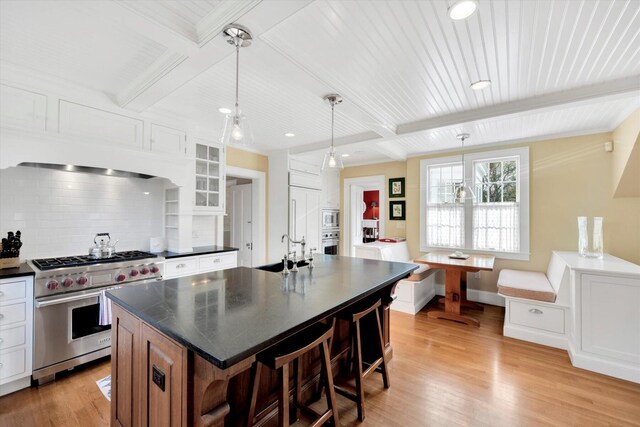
xmin=198 ymin=252 xmax=237 ymax=272
xmin=0 ymin=324 xmax=26 ymax=350
xmin=509 ymin=300 xmax=564 ymax=334
xmin=164 ymin=257 xmax=198 ymax=278
xmin=0 ymin=346 xmax=27 ymax=381
xmin=0 ymin=302 xmax=26 ymax=327
xmin=0 ymin=280 xmax=27 ymax=303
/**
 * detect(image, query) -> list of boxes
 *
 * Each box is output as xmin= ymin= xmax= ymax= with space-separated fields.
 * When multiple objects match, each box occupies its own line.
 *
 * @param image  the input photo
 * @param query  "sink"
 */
xmin=255 ymin=260 xmax=309 ymax=273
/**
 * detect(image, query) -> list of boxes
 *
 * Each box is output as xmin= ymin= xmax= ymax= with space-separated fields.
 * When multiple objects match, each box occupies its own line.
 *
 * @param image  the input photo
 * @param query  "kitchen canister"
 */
xmin=577 ymin=216 xmax=604 ymax=259
xmin=149 ymin=237 xmax=166 ymax=253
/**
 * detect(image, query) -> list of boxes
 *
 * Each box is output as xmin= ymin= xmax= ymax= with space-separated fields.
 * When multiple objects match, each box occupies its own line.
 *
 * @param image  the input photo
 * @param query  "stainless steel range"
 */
xmin=29 ymin=251 xmax=164 ymax=384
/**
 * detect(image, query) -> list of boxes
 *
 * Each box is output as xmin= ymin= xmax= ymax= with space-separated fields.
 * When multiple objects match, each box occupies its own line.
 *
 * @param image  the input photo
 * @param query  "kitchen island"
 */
xmin=106 ymin=255 xmax=416 ymax=427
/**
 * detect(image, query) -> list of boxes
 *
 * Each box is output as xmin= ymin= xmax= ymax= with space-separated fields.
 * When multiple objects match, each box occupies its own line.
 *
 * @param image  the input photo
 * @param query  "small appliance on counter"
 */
xmin=0 ymin=229 xmax=22 ymax=269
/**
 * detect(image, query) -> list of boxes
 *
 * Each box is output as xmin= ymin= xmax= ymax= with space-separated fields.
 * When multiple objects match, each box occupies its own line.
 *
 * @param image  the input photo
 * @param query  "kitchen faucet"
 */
xmin=281 ymin=234 xmax=306 ymax=261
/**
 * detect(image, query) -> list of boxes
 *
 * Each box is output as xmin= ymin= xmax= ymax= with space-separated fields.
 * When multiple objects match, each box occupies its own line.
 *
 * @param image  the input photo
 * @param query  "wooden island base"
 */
xmin=110 ymin=286 xmax=397 ymax=427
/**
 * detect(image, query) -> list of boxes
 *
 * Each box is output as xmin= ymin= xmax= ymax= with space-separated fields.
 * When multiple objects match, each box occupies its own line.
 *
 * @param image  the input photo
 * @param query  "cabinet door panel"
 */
xmin=141 ymin=324 xmax=184 ymax=427
xmin=0 ymin=84 xmax=47 ymax=130
xmin=151 ymin=124 xmax=186 ymax=155
xmin=581 ymin=274 xmax=640 ymax=363
xmin=59 ymin=100 xmax=143 ymax=148
xmin=111 ymin=304 xmax=141 ymax=427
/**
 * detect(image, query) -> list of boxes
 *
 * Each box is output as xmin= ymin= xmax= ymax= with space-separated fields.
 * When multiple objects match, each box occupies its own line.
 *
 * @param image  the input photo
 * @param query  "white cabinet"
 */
xmin=580 ymin=274 xmax=640 ymax=364
xmin=163 ymin=251 xmax=237 ymax=279
xmin=59 ymin=100 xmax=144 ymax=148
xmin=0 ymin=275 xmax=34 ymax=396
xmin=290 ymin=187 xmax=321 ymax=254
xmin=0 ymin=84 xmax=47 ymax=131
xmin=151 ymin=123 xmax=187 ymax=156
xmin=321 ymin=169 xmax=340 ymax=209
xmin=194 ymin=139 xmax=224 ymax=212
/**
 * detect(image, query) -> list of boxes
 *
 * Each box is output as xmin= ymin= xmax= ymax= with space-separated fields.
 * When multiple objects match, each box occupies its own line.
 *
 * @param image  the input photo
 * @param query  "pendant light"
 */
xmin=221 ymin=24 xmax=253 ymax=146
xmin=322 ymin=94 xmax=344 ymax=170
xmin=455 ymin=133 xmax=475 ymax=203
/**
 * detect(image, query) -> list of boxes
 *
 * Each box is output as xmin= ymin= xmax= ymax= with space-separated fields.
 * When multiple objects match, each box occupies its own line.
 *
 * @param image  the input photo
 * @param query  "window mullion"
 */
xmin=464 ymin=158 xmax=473 ymax=250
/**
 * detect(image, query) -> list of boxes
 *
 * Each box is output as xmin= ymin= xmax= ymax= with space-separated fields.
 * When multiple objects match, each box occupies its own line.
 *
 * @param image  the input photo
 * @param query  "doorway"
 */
xmin=343 ymin=175 xmax=386 ymax=256
xmin=224 ymin=166 xmax=267 ymax=267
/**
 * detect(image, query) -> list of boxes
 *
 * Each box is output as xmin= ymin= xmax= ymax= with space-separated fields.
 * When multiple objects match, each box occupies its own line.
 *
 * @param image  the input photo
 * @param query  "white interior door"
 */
xmin=350 ymin=185 xmax=364 ymax=256
xmin=230 ymin=184 xmax=252 ymax=266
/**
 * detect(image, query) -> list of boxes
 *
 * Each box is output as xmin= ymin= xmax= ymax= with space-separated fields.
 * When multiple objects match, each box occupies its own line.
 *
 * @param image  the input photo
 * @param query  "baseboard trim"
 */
xmin=391 ymin=288 xmax=435 ymax=315
xmin=0 ymin=376 xmax=30 ymax=397
xmin=503 ymin=324 xmax=567 ymax=350
xmin=567 ymin=340 xmax=640 ymax=384
xmin=435 ymin=284 xmax=505 ymax=307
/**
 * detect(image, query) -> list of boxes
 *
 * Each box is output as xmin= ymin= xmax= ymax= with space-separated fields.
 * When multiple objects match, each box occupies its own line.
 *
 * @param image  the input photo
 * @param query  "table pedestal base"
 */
xmin=426 ymin=311 xmax=480 ymax=327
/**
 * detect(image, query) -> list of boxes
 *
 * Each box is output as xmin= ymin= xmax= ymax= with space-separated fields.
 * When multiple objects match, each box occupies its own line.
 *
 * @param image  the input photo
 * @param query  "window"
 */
xmin=420 ymin=147 xmax=529 ymax=260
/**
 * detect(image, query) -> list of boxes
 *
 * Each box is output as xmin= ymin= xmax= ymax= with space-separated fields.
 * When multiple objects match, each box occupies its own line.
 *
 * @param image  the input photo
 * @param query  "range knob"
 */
xmin=150 ymin=265 xmax=159 ymax=274
xmin=140 ymin=267 xmax=150 ymax=275
xmin=77 ymin=276 xmax=88 ymax=286
xmin=46 ymin=280 xmax=59 ymax=290
xmin=115 ymin=273 xmax=127 ymax=282
xmin=62 ymin=278 xmax=74 ymax=287
xmin=130 ymin=269 xmax=139 ymax=277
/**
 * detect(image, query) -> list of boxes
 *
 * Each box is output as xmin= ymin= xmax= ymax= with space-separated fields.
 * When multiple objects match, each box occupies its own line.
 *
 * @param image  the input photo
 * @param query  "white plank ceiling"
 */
xmin=1 ymin=0 xmax=639 ymax=166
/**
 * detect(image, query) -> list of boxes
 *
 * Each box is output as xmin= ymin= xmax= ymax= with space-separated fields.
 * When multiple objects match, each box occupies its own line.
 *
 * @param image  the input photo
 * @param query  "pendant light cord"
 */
xmin=331 ymin=102 xmax=335 ymax=151
xmin=234 ymin=38 xmax=240 ymax=113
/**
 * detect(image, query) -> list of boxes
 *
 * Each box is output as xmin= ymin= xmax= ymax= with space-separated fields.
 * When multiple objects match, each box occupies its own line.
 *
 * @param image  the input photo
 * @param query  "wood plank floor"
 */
xmin=1 ymin=301 xmax=639 ymax=426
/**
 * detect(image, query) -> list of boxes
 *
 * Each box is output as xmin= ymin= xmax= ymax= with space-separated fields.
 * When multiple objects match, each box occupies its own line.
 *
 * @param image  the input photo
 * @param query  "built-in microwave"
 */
xmin=321 ymin=209 xmax=339 ymax=229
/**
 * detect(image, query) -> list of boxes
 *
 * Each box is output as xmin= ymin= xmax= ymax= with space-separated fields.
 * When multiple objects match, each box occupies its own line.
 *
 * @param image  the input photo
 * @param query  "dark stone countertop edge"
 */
xmin=156 ymin=246 xmax=239 ymax=259
xmin=0 ymin=262 xmax=35 ymax=279
xmin=107 ymin=264 xmax=416 ymax=370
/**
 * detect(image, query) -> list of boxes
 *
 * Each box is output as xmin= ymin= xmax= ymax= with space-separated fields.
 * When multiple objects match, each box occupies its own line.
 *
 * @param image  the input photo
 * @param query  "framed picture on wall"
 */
xmin=389 ymin=177 xmax=405 ymax=198
xmin=389 ymin=200 xmax=406 ymax=220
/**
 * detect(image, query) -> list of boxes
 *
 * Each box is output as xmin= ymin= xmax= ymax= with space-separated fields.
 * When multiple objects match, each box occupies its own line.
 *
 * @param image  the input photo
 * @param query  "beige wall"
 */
xmin=342 ymin=131 xmax=640 ymax=293
xmin=226 ymin=147 xmax=269 ymax=258
xmin=612 ymin=107 xmax=640 ymax=198
xmin=340 ymin=161 xmax=408 ymax=244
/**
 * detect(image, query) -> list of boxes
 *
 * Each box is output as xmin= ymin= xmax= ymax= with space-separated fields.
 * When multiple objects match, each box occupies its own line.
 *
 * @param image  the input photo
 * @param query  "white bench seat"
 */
xmin=498 ymin=269 xmax=557 ymax=303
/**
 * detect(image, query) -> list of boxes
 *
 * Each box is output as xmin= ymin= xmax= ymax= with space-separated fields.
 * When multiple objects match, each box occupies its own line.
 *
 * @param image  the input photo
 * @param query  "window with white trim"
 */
xmin=420 ymin=147 xmax=529 ymax=260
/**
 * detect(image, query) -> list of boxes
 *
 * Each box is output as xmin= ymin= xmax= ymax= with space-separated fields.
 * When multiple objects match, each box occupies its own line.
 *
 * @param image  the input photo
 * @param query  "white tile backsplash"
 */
xmin=0 ymin=166 xmax=165 ymax=259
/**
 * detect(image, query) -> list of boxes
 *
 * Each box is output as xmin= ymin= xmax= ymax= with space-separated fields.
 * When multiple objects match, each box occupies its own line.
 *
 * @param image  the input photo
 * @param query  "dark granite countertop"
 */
xmin=107 ymin=255 xmax=416 ymax=369
xmin=0 ymin=262 xmax=35 ymax=279
xmin=158 ymin=246 xmax=239 ymax=259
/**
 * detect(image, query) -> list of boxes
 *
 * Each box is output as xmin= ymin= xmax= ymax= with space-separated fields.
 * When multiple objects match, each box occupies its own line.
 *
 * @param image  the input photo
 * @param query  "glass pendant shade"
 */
xmin=221 ymin=109 xmax=253 ymax=146
xmin=322 ymin=147 xmax=344 ymax=170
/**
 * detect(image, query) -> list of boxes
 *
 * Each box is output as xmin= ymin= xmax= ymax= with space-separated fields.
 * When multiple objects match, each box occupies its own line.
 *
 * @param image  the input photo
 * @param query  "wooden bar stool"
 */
xmin=334 ymin=298 xmax=390 ymax=422
xmin=247 ymin=322 xmax=340 ymax=427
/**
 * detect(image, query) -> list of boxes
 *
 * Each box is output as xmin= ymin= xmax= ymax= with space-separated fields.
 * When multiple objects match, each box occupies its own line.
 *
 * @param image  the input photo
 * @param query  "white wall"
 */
xmin=192 ymin=215 xmax=218 ymax=247
xmin=0 ymin=166 xmax=164 ymax=259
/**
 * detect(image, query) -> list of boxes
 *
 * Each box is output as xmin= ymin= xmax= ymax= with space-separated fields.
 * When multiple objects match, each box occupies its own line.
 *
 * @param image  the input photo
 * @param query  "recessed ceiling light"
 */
xmin=448 ymin=0 xmax=478 ymax=20
xmin=218 ymin=107 xmax=232 ymax=114
xmin=284 ymin=132 xmax=295 ymax=137
xmin=470 ymin=80 xmax=491 ymax=90
xmin=143 ymin=192 xmax=150 ymax=195
xmin=341 ymin=153 xmax=350 ymax=157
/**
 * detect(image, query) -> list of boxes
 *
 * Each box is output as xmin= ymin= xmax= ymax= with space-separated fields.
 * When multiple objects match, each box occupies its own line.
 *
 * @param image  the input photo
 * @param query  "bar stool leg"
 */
xmin=278 ymin=363 xmax=290 ymax=426
xmin=320 ymin=339 xmax=340 ymax=426
xmin=375 ymin=308 xmax=390 ymax=389
xmin=354 ymin=319 xmax=365 ymax=422
xmin=247 ymin=362 xmax=262 ymax=427
xmin=291 ymin=358 xmax=301 ymax=422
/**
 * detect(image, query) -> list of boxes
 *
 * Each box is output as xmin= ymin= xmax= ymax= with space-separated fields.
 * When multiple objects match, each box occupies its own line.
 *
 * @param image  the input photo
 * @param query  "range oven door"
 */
xmin=322 ymin=239 xmax=339 ymax=255
xmin=33 ymin=287 xmax=117 ymax=371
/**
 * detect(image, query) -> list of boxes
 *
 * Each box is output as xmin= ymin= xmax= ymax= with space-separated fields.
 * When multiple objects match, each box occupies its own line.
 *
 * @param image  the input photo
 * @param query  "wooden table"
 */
xmin=415 ymin=251 xmax=495 ymax=326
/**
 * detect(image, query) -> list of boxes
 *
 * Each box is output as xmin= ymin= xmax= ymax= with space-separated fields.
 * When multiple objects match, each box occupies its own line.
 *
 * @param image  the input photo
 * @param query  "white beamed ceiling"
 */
xmin=1 ymin=0 xmax=639 ymax=165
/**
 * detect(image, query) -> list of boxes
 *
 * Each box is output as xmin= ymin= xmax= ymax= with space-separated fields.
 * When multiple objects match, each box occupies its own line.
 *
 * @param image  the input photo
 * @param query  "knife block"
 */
xmin=0 ymin=257 xmax=20 ymax=269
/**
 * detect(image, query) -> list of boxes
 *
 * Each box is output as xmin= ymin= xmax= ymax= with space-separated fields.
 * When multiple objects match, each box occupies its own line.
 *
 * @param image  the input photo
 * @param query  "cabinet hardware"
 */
xmin=0 ymin=338 xmax=3 ymax=344
xmin=176 ymin=264 xmax=187 ymax=269
xmin=529 ymin=308 xmax=543 ymax=314
xmin=213 ymin=258 xmax=221 ymax=263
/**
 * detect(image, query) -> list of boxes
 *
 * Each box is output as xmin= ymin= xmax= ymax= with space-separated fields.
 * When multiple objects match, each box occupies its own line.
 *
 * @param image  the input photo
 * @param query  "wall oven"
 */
xmin=321 ymin=229 xmax=339 ymax=255
xmin=321 ymin=209 xmax=339 ymax=229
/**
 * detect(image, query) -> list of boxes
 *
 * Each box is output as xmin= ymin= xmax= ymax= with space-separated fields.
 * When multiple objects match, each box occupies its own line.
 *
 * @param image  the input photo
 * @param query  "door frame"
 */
xmin=343 ymin=175 xmax=386 ymax=256
xmin=226 ymin=166 xmax=266 ymax=266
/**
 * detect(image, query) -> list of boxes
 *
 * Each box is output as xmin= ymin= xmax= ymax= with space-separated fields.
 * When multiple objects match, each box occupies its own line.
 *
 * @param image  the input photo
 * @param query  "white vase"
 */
xmin=578 ymin=216 xmax=604 ymax=259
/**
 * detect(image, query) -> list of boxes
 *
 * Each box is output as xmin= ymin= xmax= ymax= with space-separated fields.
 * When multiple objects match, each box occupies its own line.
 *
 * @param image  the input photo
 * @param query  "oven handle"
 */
xmin=35 ymin=286 xmax=122 ymax=308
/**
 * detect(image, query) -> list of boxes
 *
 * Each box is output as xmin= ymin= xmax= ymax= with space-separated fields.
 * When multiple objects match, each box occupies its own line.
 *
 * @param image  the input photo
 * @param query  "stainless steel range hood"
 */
xmin=18 ymin=162 xmax=156 ymax=179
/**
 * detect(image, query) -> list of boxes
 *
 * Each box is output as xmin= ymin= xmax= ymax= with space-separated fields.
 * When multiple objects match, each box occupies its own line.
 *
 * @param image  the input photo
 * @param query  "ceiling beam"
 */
xmin=288 ymin=131 xmax=382 ymax=155
xmin=113 ymin=0 xmax=313 ymax=112
xmin=397 ymin=76 xmax=640 ymax=135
